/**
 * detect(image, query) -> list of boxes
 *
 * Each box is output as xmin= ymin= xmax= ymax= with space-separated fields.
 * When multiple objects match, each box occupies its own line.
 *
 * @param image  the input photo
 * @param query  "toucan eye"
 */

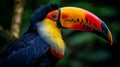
xmin=46 ymin=10 xmax=59 ymax=21
xmin=51 ymin=14 xmax=57 ymax=19
xmin=50 ymin=13 xmax=58 ymax=21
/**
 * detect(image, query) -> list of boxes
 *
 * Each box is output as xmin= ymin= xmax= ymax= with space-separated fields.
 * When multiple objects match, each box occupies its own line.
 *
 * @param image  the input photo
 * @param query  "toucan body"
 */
xmin=0 ymin=3 xmax=112 ymax=67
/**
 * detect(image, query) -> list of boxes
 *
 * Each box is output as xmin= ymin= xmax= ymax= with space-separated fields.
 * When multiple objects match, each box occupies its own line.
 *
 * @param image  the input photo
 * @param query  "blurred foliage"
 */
xmin=0 ymin=0 xmax=120 ymax=67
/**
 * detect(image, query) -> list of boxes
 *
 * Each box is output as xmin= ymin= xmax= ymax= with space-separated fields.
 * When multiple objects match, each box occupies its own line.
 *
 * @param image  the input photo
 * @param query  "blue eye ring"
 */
xmin=51 ymin=14 xmax=57 ymax=19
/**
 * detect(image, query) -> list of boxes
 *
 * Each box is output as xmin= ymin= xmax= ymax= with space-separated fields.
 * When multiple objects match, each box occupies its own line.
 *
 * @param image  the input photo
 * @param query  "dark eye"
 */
xmin=51 ymin=14 xmax=57 ymax=19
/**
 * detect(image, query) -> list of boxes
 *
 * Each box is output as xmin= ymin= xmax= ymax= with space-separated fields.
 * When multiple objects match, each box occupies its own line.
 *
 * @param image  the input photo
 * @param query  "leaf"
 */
xmin=55 ymin=57 xmax=68 ymax=67
xmin=22 ymin=9 xmax=34 ymax=20
xmin=69 ymin=59 xmax=83 ymax=67
xmin=62 ymin=29 xmax=74 ymax=37
xmin=67 ymin=32 xmax=96 ymax=47
xmin=46 ymin=0 xmax=62 ymax=5
xmin=98 ymin=6 xmax=117 ymax=16
xmin=71 ymin=2 xmax=96 ymax=13
xmin=87 ymin=50 xmax=110 ymax=62
xmin=77 ymin=50 xmax=110 ymax=62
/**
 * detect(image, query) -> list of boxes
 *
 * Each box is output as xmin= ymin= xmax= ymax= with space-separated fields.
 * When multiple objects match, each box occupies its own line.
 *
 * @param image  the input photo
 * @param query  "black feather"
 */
xmin=27 ymin=3 xmax=58 ymax=33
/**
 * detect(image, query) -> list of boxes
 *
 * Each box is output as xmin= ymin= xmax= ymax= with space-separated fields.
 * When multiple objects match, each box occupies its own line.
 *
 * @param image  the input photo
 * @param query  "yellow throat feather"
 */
xmin=36 ymin=19 xmax=65 ymax=56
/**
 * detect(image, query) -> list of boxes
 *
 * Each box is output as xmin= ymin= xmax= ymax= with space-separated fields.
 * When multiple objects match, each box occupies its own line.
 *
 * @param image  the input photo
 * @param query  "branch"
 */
xmin=0 ymin=25 xmax=10 ymax=36
xmin=10 ymin=0 xmax=25 ymax=41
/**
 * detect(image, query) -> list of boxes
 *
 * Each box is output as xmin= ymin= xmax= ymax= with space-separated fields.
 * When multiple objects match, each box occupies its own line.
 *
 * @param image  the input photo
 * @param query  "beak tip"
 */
xmin=101 ymin=22 xmax=113 ymax=45
xmin=108 ymin=31 xmax=113 ymax=45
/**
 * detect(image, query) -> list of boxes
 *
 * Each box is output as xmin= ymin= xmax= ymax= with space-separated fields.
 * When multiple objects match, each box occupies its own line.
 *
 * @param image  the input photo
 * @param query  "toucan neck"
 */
xmin=36 ymin=19 xmax=65 ymax=59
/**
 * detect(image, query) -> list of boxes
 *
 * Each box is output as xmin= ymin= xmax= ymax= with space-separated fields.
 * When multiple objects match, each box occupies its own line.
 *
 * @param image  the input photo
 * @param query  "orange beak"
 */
xmin=46 ymin=7 xmax=113 ymax=45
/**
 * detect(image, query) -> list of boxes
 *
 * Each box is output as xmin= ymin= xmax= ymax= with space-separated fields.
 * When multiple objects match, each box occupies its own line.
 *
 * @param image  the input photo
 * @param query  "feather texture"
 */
xmin=0 ymin=33 xmax=59 ymax=67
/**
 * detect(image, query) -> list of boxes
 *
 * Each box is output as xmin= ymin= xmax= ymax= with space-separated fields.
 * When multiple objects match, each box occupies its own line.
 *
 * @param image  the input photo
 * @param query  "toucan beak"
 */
xmin=46 ymin=7 xmax=113 ymax=45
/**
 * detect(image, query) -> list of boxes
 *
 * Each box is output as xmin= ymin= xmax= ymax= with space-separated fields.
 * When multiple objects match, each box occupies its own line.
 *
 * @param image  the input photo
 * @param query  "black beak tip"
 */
xmin=101 ymin=22 xmax=113 ymax=45
xmin=92 ymin=22 xmax=113 ymax=45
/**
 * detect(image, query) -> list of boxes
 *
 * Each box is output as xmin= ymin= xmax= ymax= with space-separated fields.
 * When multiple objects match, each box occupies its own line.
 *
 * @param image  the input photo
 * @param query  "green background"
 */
xmin=0 ymin=0 xmax=120 ymax=67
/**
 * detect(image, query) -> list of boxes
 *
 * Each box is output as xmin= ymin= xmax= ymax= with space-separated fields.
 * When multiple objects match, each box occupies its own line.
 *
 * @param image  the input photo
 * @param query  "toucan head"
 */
xmin=46 ymin=7 xmax=113 ymax=45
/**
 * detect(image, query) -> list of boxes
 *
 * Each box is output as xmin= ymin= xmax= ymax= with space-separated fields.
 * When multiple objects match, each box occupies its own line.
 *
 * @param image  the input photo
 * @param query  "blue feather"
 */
xmin=0 ymin=33 xmax=51 ymax=67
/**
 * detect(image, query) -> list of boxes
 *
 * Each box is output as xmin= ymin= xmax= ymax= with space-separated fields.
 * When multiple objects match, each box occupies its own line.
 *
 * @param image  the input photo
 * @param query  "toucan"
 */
xmin=0 ymin=3 xmax=112 ymax=67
